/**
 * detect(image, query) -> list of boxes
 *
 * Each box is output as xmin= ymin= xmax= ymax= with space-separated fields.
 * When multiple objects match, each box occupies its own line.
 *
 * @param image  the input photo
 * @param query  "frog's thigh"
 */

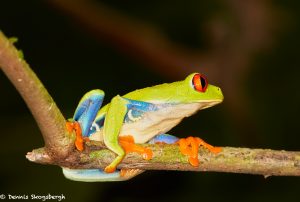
xmin=62 ymin=168 xmax=144 ymax=182
xmin=73 ymin=89 xmax=105 ymax=136
xmin=148 ymin=134 xmax=179 ymax=144
xmin=62 ymin=168 xmax=124 ymax=182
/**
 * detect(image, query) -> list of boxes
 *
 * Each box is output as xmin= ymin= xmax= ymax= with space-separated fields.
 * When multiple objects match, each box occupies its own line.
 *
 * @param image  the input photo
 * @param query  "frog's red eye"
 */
xmin=192 ymin=73 xmax=208 ymax=92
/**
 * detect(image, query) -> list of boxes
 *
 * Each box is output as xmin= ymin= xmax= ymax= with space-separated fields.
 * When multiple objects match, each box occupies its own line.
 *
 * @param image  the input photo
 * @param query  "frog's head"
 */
xmin=177 ymin=73 xmax=223 ymax=108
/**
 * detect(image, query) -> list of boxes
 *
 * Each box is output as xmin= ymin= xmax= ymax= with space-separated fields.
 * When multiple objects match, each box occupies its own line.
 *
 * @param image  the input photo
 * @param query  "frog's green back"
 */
xmin=97 ymin=73 xmax=223 ymax=117
xmin=123 ymin=73 xmax=223 ymax=103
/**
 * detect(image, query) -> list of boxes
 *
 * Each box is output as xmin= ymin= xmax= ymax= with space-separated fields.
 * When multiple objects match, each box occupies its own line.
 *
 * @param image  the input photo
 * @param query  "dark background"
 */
xmin=0 ymin=0 xmax=299 ymax=201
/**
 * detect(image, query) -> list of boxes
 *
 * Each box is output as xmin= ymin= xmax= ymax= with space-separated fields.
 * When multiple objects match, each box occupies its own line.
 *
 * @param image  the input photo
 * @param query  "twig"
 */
xmin=0 ymin=31 xmax=73 ymax=158
xmin=26 ymin=142 xmax=300 ymax=177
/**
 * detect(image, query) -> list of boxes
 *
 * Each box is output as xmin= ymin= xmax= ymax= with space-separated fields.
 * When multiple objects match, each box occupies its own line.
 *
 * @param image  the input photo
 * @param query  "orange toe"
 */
xmin=75 ymin=136 xmax=84 ymax=151
xmin=195 ymin=137 xmax=222 ymax=154
xmin=178 ymin=137 xmax=199 ymax=167
xmin=210 ymin=146 xmax=222 ymax=154
xmin=66 ymin=121 xmax=84 ymax=151
xmin=188 ymin=157 xmax=199 ymax=167
xmin=142 ymin=148 xmax=153 ymax=160
xmin=65 ymin=122 xmax=74 ymax=133
xmin=104 ymin=166 xmax=116 ymax=173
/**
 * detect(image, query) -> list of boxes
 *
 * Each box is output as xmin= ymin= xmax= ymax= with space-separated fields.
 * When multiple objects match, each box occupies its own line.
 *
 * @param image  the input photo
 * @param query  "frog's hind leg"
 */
xmin=62 ymin=168 xmax=143 ymax=182
xmin=66 ymin=89 xmax=104 ymax=151
xmin=73 ymin=89 xmax=105 ymax=136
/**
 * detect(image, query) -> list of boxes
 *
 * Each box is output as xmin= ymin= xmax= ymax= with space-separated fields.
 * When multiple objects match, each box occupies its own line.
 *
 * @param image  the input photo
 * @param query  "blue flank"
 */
xmin=124 ymin=98 xmax=158 ymax=123
xmin=88 ymin=98 xmax=159 ymax=136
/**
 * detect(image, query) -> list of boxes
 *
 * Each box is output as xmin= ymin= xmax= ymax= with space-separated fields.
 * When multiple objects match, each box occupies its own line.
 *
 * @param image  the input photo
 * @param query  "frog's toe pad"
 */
xmin=141 ymin=148 xmax=153 ymax=160
xmin=104 ymin=165 xmax=117 ymax=173
xmin=188 ymin=157 xmax=199 ymax=167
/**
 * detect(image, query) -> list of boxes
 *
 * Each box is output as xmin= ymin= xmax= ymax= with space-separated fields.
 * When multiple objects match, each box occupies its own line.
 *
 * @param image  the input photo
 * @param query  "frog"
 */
xmin=63 ymin=73 xmax=224 ymax=182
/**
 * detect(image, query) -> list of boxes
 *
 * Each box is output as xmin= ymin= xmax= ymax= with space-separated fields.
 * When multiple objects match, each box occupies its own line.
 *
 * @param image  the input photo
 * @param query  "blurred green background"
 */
xmin=0 ymin=0 xmax=299 ymax=201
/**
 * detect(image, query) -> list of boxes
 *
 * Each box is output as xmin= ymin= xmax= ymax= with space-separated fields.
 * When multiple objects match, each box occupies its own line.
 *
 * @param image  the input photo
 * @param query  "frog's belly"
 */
xmin=89 ymin=103 xmax=203 ymax=144
xmin=119 ymin=116 xmax=183 ymax=143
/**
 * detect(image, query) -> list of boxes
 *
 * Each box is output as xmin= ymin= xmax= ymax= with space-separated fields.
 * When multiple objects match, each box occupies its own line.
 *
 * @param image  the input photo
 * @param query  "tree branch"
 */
xmin=0 ymin=31 xmax=73 ymax=158
xmin=26 ymin=142 xmax=300 ymax=177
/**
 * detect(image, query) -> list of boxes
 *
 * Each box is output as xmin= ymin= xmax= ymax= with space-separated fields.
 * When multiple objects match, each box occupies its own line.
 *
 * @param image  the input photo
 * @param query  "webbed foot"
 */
xmin=104 ymin=136 xmax=151 ymax=175
xmin=119 ymin=135 xmax=153 ymax=160
xmin=177 ymin=137 xmax=221 ymax=166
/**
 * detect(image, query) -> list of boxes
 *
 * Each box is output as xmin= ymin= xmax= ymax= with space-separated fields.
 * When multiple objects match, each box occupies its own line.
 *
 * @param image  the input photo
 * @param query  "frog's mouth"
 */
xmin=197 ymin=99 xmax=223 ymax=110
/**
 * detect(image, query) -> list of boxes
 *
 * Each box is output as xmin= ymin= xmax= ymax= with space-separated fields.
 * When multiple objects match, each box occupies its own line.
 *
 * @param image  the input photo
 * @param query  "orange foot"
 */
xmin=119 ymin=135 xmax=153 ymax=160
xmin=177 ymin=137 xmax=221 ymax=167
xmin=66 ymin=121 xmax=84 ymax=151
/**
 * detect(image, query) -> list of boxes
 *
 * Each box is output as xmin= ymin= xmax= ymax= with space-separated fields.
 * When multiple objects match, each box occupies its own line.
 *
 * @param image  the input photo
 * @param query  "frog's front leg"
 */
xmin=150 ymin=134 xmax=221 ymax=166
xmin=103 ymin=96 xmax=153 ymax=173
xmin=66 ymin=89 xmax=104 ymax=151
xmin=102 ymin=95 xmax=127 ymax=173
xmin=177 ymin=137 xmax=221 ymax=166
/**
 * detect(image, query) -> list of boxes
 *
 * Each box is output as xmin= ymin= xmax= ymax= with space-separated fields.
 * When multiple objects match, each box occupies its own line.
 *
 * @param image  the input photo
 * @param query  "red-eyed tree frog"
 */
xmin=63 ymin=73 xmax=223 ymax=182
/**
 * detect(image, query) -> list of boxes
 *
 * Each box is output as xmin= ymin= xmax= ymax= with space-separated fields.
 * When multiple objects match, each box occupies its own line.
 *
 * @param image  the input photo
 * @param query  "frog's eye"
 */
xmin=192 ymin=73 xmax=208 ymax=92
